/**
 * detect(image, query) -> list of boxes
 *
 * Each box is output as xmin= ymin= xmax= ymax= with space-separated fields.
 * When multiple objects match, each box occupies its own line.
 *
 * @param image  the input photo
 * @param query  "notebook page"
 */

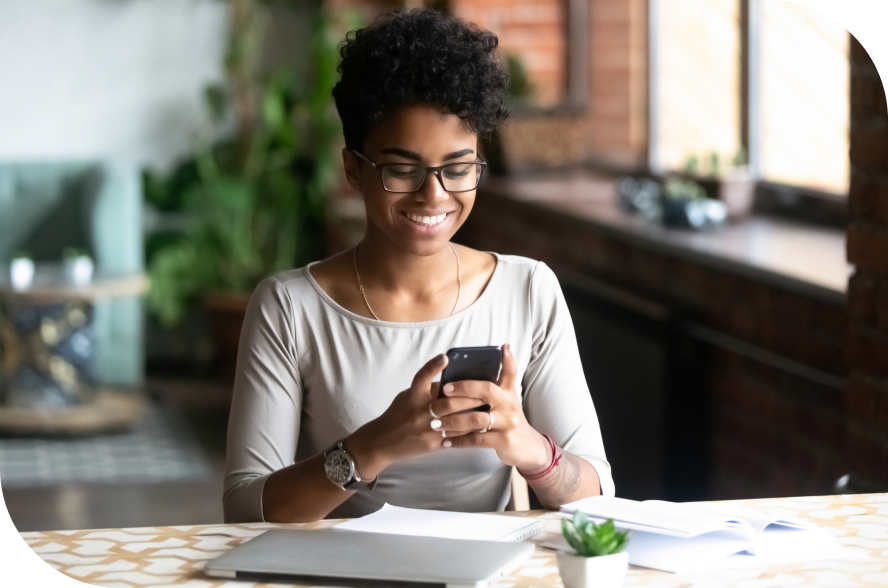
xmin=678 ymin=502 xmax=814 ymax=536
xmin=334 ymin=504 xmax=545 ymax=542
xmin=562 ymin=496 xmax=751 ymax=538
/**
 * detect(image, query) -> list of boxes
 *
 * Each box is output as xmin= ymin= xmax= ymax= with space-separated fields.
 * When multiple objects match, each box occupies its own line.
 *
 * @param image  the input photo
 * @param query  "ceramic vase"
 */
xmin=556 ymin=551 xmax=629 ymax=588
xmin=718 ymin=165 xmax=755 ymax=219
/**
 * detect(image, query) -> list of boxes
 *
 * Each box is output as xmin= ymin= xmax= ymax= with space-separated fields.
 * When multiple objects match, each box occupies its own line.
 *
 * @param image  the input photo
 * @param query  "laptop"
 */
xmin=204 ymin=528 xmax=536 ymax=588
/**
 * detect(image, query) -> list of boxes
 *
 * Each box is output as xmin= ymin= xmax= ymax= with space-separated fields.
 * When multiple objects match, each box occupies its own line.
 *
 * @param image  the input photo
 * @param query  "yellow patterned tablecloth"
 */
xmin=21 ymin=493 xmax=888 ymax=587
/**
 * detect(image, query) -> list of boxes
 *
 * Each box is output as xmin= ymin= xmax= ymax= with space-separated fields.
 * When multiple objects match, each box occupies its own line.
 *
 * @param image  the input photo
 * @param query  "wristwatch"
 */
xmin=323 ymin=439 xmax=378 ymax=491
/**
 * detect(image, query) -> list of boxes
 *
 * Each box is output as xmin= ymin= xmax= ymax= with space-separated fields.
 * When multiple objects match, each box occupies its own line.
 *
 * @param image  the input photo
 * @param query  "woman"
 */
xmin=224 ymin=8 xmax=614 ymax=524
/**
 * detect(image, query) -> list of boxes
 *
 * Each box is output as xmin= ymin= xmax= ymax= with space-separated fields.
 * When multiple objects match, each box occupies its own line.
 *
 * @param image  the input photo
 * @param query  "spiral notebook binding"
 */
xmin=499 ymin=519 xmax=547 ymax=542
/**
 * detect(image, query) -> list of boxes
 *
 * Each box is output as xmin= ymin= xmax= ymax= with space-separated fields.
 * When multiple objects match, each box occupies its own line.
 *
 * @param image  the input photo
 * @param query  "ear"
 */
xmin=342 ymin=148 xmax=361 ymax=193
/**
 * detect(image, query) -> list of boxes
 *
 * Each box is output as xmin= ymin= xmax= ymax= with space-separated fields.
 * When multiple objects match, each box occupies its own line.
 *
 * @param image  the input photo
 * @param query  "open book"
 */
xmin=554 ymin=496 xmax=835 ymax=573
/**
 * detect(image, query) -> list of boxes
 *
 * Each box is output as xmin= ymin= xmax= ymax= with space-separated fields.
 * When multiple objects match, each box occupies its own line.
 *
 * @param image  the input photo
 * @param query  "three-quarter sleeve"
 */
xmin=522 ymin=262 xmax=616 ymax=497
xmin=223 ymin=277 xmax=302 ymax=522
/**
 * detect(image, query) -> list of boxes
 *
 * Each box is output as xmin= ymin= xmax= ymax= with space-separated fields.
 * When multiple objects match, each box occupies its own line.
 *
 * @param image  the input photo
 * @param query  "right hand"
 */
xmin=345 ymin=353 xmax=485 ymax=479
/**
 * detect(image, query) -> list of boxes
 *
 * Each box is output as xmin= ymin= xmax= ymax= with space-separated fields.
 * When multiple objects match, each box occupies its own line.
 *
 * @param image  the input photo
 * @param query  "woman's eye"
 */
xmin=388 ymin=167 xmax=421 ymax=178
xmin=443 ymin=168 xmax=470 ymax=179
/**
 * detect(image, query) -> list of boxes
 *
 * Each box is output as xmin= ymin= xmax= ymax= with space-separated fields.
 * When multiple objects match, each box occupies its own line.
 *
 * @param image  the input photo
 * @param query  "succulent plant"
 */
xmin=561 ymin=512 xmax=630 ymax=558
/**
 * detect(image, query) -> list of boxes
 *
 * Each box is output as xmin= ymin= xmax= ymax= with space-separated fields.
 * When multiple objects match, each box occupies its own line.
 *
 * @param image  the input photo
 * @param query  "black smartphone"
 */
xmin=439 ymin=346 xmax=503 ymax=412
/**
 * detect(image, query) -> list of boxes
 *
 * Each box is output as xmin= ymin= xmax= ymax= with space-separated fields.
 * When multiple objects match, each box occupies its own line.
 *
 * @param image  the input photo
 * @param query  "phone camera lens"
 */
xmin=451 ymin=353 xmax=459 ymax=360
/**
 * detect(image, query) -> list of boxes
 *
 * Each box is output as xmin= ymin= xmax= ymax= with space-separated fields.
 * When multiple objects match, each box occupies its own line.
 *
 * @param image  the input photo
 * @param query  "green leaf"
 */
xmin=561 ymin=515 xmax=630 ymax=557
xmin=262 ymin=84 xmax=287 ymax=132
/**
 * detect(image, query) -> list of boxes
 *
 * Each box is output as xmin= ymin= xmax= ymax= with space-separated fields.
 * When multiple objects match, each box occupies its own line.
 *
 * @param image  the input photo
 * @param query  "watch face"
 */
xmin=324 ymin=449 xmax=353 ymax=485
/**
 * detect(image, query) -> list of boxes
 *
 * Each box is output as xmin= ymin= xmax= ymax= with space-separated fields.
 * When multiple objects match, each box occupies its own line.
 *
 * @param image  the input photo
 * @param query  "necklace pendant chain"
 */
xmin=354 ymin=243 xmax=461 ymax=322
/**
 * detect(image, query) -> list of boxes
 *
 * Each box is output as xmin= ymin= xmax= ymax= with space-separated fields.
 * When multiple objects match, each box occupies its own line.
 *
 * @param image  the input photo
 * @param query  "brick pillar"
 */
xmin=845 ymin=36 xmax=888 ymax=488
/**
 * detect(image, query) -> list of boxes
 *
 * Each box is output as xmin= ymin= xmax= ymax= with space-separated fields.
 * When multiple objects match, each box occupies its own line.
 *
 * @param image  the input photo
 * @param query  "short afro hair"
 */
xmin=332 ymin=8 xmax=509 ymax=151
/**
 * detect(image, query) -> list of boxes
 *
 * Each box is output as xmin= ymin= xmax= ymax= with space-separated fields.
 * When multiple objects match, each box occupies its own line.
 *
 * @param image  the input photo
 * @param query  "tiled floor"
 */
xmin=2 ymin=377 xmax=232 ymax=532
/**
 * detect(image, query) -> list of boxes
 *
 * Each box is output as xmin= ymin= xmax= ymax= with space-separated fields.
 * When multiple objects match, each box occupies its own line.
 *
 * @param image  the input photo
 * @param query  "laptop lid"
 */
xmin=204 ymin=528 xmax=536 ymax=588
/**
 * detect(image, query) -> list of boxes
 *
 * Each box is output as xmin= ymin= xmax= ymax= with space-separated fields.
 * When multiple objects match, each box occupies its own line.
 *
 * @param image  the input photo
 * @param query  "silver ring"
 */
xmin=479 ymin=411 xmax=494 ymax=434
xmin=429 ymin=405 xmax=439 ymax=419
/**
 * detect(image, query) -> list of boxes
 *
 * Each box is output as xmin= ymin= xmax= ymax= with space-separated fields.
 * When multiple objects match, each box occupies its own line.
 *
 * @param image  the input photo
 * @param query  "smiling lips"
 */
xmin=404 ymin=211 xmax=450 ymax=227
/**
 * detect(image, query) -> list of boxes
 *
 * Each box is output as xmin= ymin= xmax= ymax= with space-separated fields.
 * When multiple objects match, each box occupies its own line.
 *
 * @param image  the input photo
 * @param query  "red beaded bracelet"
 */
xmin=518 ymin=434 xmax=561 ymax=481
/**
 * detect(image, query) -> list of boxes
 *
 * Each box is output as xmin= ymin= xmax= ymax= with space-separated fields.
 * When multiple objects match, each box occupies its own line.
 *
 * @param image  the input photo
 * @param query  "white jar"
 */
xmin=10 ymin=257 xmax=35 ymax=290
xmin=65 ymin=256 xmax=94 ymax=286
xmin=556 ymin=551 xmax=629 ymax=588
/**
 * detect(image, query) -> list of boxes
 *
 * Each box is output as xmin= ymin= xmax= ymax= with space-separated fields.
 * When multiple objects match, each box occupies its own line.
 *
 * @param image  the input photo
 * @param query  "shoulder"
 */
xmin=490 ymin=253 xmax=558 ymax=292
xmin=248 ymin=267 xmax=315 ymax=317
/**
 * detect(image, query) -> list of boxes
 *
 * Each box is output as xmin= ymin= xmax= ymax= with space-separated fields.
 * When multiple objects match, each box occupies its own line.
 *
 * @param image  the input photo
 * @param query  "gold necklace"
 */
xmin=353 ymin=242 xmax=461 ymax=321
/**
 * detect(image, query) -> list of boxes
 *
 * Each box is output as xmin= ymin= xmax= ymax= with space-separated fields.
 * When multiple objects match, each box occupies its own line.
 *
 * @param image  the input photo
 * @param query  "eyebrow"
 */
xmin=379 ymin=148 xmax=475 ymax=161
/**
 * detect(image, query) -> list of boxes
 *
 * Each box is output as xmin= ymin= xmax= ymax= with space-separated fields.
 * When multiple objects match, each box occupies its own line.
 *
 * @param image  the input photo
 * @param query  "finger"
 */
xmin=444 ymin=432 xmax=495 ymax=449
xmin=430 ymin=396 xmax=487 ymax=417
xmin=436 ymin=410 xmax=493 ymax=433
xmin=411 ymin=354 xmax=448 ymax=399
xmin=441 ymin=380 xmax=495 ymax=403
xmin=497 ymin=343 xmax=518 ymax=392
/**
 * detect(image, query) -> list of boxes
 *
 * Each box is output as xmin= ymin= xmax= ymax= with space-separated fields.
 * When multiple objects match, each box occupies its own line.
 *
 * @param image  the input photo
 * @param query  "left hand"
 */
xmin=430 ymin=343 xmax=551 ymax=472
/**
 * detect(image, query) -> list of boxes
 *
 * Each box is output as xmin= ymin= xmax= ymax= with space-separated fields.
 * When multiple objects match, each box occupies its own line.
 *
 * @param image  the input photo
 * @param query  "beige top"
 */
xmin=224 ymin=253 xmax=615 ymax=523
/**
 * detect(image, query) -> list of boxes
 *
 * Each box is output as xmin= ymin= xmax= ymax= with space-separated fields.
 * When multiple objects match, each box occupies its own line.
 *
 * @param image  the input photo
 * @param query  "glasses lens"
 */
xmin=381 ymin=165 xmax=425 ymax=192
xmin=441 ymin=163 xmax=482 ymax=192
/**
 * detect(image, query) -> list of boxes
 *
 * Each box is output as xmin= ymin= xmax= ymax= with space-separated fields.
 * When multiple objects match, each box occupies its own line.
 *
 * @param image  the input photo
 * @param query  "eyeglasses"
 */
xmin=351 ymin=149 xmax=486 ymax=193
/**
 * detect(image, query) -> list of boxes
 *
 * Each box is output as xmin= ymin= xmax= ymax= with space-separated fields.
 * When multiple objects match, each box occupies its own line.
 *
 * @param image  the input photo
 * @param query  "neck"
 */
xmin=357 ymin=226 xmax=457 ymax=296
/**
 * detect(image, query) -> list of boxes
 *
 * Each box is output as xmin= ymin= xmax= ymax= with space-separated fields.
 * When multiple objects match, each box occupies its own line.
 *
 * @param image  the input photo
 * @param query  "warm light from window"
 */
xmin=759 ymin=0 xmax=849 ymax=195
xmin=654 ymin=0 xmax=742 ymax=174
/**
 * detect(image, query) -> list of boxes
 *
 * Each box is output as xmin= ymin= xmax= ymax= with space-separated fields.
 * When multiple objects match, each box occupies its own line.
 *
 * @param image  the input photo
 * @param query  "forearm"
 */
xmin=524 ymin=443 xmax=601 ymax=510
xmin=262 ymin=427 xmax=389 ymax=523
xmin=262 ymin=453 xmax=357 ymax=523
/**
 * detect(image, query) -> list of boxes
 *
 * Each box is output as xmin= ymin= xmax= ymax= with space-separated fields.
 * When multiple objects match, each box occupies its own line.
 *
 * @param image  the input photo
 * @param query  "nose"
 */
xmin=414 ymin=169 xmax=450 ymax=203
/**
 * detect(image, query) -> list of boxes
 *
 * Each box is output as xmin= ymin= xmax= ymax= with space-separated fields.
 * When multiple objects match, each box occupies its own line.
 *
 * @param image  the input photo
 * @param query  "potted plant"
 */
xmin=144 ymin=2 xmax=352 ymax=374
xmin=557 ymin=513 xmax=630 ymax=588
xmin=683 ymin=148 xmax=755 ymax=219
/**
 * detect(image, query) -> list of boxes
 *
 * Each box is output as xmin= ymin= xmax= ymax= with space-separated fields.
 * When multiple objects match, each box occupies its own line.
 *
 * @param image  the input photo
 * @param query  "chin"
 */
xmin=397 ymin=236 xmax=456 ymax=257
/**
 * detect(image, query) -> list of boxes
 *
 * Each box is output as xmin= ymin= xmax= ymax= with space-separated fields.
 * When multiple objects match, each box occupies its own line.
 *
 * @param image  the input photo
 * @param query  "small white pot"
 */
xmin=10 ymin=258 xmax=35 ymax=290
xmin=556 ymin=551 xmax=629 ymax=588
xmin=65 ymin=256 xmax=94 ymax=286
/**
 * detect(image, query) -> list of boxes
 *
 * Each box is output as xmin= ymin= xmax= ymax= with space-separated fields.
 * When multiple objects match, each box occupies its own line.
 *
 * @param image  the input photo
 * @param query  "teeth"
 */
xmin=406 ymin=212 xmax=447 ymax=226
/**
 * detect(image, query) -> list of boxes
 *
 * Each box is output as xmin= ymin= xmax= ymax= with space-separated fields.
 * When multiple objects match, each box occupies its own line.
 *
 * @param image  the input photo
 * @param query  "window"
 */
xmin=759 ymin=0 xmax=848 ymax=194
xmin=652 ymin=0 xmax=742 ymax=174
xmin=651 ymin=0 xmax=849 ymax=197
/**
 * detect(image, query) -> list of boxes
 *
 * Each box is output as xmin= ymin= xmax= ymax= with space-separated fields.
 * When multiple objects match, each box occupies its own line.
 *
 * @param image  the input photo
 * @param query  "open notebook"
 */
xmin=552 ymin=496 xmax=838 ymax=573
xmin=335 ymin=504 xmax=546 ymax=542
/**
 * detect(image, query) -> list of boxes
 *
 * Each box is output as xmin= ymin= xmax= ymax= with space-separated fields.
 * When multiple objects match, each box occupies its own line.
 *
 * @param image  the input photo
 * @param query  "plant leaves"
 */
xmin=561 ymin=515 xmax=630 ymax=557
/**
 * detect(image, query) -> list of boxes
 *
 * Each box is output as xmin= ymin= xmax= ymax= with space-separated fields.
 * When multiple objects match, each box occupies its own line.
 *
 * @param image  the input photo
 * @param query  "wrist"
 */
xmin=514 ymin=431 xmax=551 ymax=474
xmin=518 ymin=433 xmax=561 ymax=482
xmin=343 ymin=426 xmax=388 ymax=480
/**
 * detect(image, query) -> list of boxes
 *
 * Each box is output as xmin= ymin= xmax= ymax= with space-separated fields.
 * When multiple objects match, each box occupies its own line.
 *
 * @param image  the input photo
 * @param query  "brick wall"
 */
xmin=450 ymin=0 xmax=566 ymax=107
xmin=585 ymin=0 xmax=648 ymax=169
xmin=845 ymin=36 xmax=888 ymax=490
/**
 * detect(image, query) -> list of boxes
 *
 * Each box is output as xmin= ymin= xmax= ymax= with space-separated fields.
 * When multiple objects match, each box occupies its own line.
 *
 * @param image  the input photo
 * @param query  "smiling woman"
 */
xmin=223 ymin=8 xmax=614 ymax=524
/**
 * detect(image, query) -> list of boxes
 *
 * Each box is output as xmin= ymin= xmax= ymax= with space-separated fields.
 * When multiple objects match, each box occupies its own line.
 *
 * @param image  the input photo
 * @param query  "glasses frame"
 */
xmin=350 ymin=149 xmax=487 ymax=193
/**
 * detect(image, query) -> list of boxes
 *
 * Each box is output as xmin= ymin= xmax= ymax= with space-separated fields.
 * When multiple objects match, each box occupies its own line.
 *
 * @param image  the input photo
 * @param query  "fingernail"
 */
xmin=430 ymin=419 xmax=442 ymax=429
xmin=443 ymin=384 xmax=454 ymax=394
xmin=504 ymin=343 xmax=511 ymax=355
xmin=443 ymin=440 xmax=452 ymax=448
xmin=436 ymin=354 xmax=445 ymax=364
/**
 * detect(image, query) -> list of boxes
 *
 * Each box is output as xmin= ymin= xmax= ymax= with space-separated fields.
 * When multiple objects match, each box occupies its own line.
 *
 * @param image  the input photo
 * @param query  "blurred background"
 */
xmin=0 ymin=0 xmax=885 ymax=533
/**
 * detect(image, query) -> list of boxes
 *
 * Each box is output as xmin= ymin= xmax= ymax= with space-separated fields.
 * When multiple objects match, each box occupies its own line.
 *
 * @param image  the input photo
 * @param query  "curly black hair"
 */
xmin=332 ymin=8 xmax=509 ymax=150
